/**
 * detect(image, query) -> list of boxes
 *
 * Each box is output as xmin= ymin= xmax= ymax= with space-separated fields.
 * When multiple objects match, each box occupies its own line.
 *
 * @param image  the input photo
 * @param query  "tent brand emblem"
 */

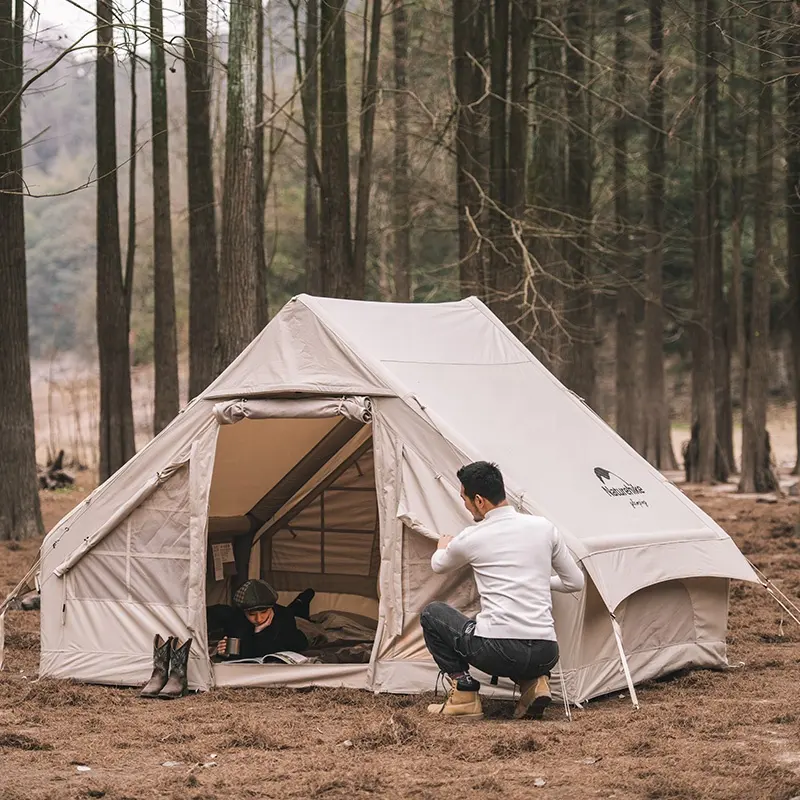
xmin=594 ymin=467 xmax=649 ymax=509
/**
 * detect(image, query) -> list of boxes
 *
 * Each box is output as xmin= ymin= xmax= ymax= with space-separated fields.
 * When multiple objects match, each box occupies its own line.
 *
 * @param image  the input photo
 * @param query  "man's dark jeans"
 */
xmin=420 ymin=601 xmax=559 ymax=683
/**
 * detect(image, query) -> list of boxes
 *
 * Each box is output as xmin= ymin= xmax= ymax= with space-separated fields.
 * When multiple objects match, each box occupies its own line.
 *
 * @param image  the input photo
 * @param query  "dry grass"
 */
xmin=2 ymin=450 xmax=800 ymax=797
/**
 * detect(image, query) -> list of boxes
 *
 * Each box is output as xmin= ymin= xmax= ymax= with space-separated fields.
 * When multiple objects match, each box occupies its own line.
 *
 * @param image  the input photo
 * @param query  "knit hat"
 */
xmin=232 ymin=579 xmax=278 ymax=611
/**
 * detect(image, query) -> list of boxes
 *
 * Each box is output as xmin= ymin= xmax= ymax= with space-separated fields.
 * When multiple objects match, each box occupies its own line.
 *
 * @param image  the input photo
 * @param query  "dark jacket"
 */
xmin=207 ymin=604 xmax=309 ymax=658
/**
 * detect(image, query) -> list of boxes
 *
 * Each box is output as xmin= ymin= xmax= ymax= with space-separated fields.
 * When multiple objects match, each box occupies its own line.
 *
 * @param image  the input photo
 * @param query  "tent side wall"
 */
xmin=40 ymin=428 xmax=218 ymax=690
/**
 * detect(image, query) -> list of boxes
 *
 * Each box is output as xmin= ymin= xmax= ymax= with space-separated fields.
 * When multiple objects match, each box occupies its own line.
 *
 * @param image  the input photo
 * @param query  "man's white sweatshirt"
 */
xmin=430 ymin=505 xmax=585 ymax=640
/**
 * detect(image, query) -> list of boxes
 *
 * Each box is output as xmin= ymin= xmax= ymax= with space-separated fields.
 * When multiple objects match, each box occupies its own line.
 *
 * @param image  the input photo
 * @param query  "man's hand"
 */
xmin=437 ymin=535 xmax=454 ymax=550
xmin=216 ymin=637 xmax=228 ymax=655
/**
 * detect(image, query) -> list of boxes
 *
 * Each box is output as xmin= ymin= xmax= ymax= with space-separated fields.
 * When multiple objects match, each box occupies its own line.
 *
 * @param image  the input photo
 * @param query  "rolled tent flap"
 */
xmin=50 ymin=432 xmax=211 ymax=581
xmin=212 ymin=396 xmax=373 ymax=425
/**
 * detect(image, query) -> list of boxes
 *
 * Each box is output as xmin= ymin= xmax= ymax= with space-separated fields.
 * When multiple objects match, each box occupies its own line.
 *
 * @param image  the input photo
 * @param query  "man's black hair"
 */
xmin=456 ymin=461 xmax=506 ymax=504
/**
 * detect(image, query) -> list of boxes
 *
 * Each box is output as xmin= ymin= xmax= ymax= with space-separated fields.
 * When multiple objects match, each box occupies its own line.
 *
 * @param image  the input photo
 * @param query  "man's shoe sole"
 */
xmin=513 ymin=694 xmax=551 ymax=720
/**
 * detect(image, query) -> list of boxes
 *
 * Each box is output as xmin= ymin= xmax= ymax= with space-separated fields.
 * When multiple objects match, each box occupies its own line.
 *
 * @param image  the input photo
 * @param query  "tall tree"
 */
xmin=0 ymin=0 xmax=43 ymax=540
xmin=453 ymin=0 xmax=487 ymax=298
xmin=392 ymin=0 xmax=411 ymax=301
xmin=255 ymin=0 xmax=268 ymax=328
xmin=302 ymin=0 xmax=321 ymax=295
xmin=504 ymin=0 xmax=532 ymax=335
xmin=688 ymin=0 xmax=716 ymax=483
xmin=613 ymin=0 xmax=637 ymax=448
xmin=740 ymin=1 xmax=778 ymax=493
xmin=642 ymin=0 xmax=676 ymax=468
xmin=185 ymin=0 xmax=219 ymax=397
xmin=150 ymin=0 xmax=179 ymax=433
xmin=319 ymin=0 xmax=355 ymax=297
xmin=728 ymin=7 xmax=747 ymax=443
xmin=352 ymin=0 xmax=382 ymax=297
xmin=218 ymin=0 xmax=261 ymax=369
xmin=486 ymin=0 xmax=511 ymax=319
xmin=124 ymin=0 xmax=138 ymax=322
xmin=563 ymin=0 xmax=595 ymax=406
xmin=528 ymin=4 xmax=566 ymax=371
xmin=787 ymin=0 xmax=800 ymax=474
xmin=96 ymin=0 xmax=136 ymax=480
xmin=708 ymin=0 xmax=731 ymax=478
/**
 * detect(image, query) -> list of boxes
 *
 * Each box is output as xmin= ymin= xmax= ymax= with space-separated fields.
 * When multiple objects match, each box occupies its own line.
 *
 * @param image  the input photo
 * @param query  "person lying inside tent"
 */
xmin=208 ymin=579 xmax=314 ymax=660
xmin=421 ymin=461 xmax=585 ymax=721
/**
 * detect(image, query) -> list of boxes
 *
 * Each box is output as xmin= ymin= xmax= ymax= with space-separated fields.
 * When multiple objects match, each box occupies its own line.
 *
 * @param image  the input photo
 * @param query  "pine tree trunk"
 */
xmin=96 ymin=0 xmax=136 ymax=481
xmin=528 ymin=2 xmax=566 ymax=371
xmin=150 ymin=0 xmax=180 ymax=434
xmin=563 ymin=0 xmax=595 ymax=407
xmin=392 ymin=0 xmax=411 ymax=302
xmin=303 ymin=0 xmax=321 ymax=295
xmin=642 ymin=0 xmax=676 ymax=468
xmin=319 ymin=0 xmax=354 ymax=297
xmin=688 ymin=0 xmax=716 ymax=483
xmin=486 ymin=0 xmax=511 ymax=321
xmin=707 ymin=0 xmax=731 ymax=479
xmin=218 ymin=0 xmax=261 ymax=369
xmin=453 ymin=0 xmax=487 ymax=298
xmin=614 ymin=0 xmax=637 ymax=448
xmin=255 ymin=1 xmax=268 ymax=329
xmin=787 ymin=1 xmax=800 ymax=474
xmin=507 ymin=0 xmax=531 ymax=243
xmin=185 ymin=0 xmax=219 ymax=397
xmin=739 ymin=1 xmax=778 ymax=494
xmin=124 ymin=0 xmax=137 ymax=321
xmin=0 ymin=0 xmax=43 ymax=540
xmin=729 ymin=8 xmax=747 ymax=444
xmin=352 ymin=0 xmax=382 ymax=299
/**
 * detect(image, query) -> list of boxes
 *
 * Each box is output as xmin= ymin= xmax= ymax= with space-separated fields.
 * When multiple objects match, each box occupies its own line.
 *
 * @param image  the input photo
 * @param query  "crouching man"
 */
xmin=421 ymin=461 xmax=584 ymax=720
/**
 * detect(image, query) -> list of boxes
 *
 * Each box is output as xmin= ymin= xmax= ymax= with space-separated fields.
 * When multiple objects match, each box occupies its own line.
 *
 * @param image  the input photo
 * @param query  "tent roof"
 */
xmin=208 ymin=295 xmax=757 ymax=606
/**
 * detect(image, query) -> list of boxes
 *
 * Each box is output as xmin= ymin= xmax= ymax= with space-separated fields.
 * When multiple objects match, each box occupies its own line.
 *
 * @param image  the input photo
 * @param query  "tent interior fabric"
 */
xmin=1 ymin=294 xmax=762 ymax=704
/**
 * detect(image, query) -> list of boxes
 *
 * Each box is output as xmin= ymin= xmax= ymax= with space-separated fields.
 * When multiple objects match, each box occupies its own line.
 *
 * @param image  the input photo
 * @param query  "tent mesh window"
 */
xmin=69 ymin=467 xmax=191 ymax=607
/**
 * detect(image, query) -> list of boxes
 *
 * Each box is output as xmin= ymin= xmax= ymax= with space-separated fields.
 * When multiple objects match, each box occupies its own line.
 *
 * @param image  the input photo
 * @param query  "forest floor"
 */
xmin=2 ymin=411 xmax=800 ymax=799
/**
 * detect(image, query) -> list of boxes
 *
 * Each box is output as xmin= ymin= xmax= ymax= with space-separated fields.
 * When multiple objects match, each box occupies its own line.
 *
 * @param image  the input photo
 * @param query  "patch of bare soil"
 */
xmin=2 ymin=463 xmax=800 ymax=798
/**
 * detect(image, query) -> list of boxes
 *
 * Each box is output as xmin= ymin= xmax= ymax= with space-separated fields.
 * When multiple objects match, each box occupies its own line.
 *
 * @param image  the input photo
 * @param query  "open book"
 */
xmin=227 ymin=651 xmax=310 ymax=666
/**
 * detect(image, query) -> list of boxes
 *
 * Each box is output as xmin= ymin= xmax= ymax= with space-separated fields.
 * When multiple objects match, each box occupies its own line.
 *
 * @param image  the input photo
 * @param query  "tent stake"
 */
xmin=610 ymin=614 xmax=639 ymax=710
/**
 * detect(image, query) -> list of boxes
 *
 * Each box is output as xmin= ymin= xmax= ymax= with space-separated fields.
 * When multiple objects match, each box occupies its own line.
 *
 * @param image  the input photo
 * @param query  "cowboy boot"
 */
xmin=139 ymin=634 xmax=172 ymax=698
xmin=513 ymin=675 xmax=551 ymax=720
xmin=158 ymin=637 xmax=193 ymax=699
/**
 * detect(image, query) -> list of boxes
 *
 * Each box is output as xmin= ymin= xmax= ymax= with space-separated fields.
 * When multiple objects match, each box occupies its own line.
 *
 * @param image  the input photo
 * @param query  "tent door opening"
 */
xmin=204 ymin=410 xmax=381 ymax=688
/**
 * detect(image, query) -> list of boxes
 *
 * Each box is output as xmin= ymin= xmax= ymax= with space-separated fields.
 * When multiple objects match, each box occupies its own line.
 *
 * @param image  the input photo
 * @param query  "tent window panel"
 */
xmin=69 ymin=555 xmax=128 ymax=601
xmin=322 ymin=489 xmax=377 ymax=532
xmin=271 ymin=531 xmax=322 ymax=573
xmin=286 ymin=500 xmax=322 ymax=530
xmin=129 ymin=557 xmax=190 ymax=606
xmin=130 ymin=510 xmax=190 ymax=555
xmin=323 ymin=533 xmax=374 ymax=576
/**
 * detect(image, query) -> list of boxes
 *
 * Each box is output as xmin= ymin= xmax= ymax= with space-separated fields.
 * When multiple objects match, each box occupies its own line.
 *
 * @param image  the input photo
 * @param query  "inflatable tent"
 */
xmin=1 ymin=295 xmax=759 ymax=704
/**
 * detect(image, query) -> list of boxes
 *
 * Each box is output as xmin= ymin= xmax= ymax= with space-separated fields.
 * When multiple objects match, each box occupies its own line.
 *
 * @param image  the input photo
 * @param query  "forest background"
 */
xmin=2 ymin=0 xmax=800 ymax=539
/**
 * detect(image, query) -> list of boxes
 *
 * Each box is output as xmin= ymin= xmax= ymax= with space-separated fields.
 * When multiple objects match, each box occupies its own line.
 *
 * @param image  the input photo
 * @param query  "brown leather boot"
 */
xmin=139 ymin=634 xmax=172 ymax=698
xmin=427 ymin=679 xmax=484 ymax=720
xmin=513 ymin=675 xmax=551 ymax=720
xmin=157 ymin=637 xmax=192 ymax=699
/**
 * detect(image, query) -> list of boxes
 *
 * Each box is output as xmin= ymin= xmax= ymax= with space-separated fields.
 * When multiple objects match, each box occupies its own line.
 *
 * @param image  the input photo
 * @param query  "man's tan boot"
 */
xmin=427 ymin=681 xmax=484 ymax=720
xmin=513 ymin=675 xmax=551 ymax=720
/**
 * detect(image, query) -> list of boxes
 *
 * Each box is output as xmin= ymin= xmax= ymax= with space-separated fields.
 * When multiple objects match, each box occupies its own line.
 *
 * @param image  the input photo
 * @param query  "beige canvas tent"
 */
xmin=1 ymin=295 xmax=760 ymax=704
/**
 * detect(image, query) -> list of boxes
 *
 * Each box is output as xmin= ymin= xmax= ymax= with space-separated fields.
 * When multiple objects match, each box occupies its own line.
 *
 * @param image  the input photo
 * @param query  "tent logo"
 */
xmin=594 ymin=467 xmax=648 ymax=509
